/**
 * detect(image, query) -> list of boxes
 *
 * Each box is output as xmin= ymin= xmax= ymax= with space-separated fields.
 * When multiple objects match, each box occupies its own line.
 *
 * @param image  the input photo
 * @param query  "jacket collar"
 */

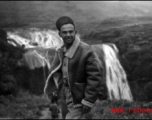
xmin=62 ymin=35 xmax=80 ymax=59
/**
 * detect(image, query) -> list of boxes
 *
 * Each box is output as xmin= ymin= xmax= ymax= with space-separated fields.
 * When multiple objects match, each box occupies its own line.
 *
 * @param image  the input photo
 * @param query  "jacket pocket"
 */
xmin=73 ymin=82 xmax=87 ymax=102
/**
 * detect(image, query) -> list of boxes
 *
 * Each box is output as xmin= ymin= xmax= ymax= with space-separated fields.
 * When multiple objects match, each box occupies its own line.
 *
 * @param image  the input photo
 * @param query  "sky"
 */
xmin=72 ymin=1 xmax=152 ymax=18
xmin=0 ymin=1 xmax=152 ymax=28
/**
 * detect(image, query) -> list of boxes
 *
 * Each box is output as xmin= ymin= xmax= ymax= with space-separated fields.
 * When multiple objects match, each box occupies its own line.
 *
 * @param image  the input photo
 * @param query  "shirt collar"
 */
xmin=63 ymin=36 xmax=80 ymax=59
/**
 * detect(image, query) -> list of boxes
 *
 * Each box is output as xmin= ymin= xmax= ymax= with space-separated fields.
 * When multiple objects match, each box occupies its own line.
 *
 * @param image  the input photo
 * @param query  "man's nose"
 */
xmin=66 ymin=32 xmax=70 ymax=36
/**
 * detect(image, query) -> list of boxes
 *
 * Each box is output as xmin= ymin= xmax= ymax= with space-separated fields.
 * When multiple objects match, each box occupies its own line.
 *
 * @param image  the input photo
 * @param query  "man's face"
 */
xmin=59 ymin=24 xmax=76 ymax=46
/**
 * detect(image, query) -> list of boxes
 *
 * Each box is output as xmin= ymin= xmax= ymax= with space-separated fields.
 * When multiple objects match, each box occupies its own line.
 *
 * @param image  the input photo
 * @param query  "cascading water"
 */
xmin=7 ymin=28 xmax=63 ymax=94
xmin=92 ymin=44 xmax=133 ymax=101
xmin=7 ymin=28 xmax=63 ymax=69
xmin=7 ymin=28 xmax=133 ymax=101
xmin=101 ymin=44 xmax=133 ymax=101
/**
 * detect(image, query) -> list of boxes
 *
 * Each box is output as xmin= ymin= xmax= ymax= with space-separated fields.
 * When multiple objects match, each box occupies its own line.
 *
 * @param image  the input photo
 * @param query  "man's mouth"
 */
xmin=66 ymin=38 xmax=72 ymax=41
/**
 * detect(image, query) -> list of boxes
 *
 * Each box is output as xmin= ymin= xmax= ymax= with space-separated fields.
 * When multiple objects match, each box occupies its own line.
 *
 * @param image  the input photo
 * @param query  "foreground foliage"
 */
xmin=90 ymin=100 xmax=152 ymax=119
xmin=1 ymin=91 xmax=152 ymax=119
xmin=0 ymin=90 xmax=49 ymax=119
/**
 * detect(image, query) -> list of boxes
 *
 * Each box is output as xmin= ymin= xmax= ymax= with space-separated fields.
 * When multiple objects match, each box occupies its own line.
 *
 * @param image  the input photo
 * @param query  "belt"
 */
xmin=62 ymin=77 xmax=69 ymax=87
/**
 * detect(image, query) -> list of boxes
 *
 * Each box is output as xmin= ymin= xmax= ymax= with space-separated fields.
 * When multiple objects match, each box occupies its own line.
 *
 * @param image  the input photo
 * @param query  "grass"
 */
xmin=0 ymin=90 xmax=50 ymax=119
xmin=88 ymin=100 xmax=152 ymax=119
xmin=1 ymin=90 xmax=152 ymax=119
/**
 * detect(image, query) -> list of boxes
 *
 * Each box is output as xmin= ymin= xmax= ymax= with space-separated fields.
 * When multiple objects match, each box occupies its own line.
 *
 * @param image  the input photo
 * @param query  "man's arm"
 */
xmin=81 ymin=50 xmax=104 ymax=108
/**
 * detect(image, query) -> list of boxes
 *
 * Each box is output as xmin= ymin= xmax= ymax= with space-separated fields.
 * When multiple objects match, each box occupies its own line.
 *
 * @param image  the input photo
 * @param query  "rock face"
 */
xmin=16 ymin=47 xmax=56 ymax=95
xmin=15 ymin=66 xmax=49 ymax=95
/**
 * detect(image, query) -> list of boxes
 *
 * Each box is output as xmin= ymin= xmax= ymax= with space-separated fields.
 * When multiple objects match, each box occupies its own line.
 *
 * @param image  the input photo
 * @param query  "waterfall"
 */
xmin=92 ymin=44 xmax=133 ymax=101
xmin=7 ymin=28 xmax=63 ymax=94
xmin=7 ymin=28 xmax=63 ymax=71
xmin=102 ymin=44 xmax=133 ymax=101
xmin=7 ymin=28 xmax=63 ymax=49
xmin=7 ymin=28 xmax=133 ymax=101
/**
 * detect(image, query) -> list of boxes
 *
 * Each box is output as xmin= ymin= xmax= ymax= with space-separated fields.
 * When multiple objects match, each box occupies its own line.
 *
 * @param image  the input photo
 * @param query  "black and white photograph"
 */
xmin=0 ymin=1 xmax=152 ymax=119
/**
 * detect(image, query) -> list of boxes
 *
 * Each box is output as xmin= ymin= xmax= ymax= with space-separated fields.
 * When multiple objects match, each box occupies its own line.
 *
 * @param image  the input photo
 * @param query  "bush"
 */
xmin=144 ymin=82 xmax=152 ymax=101
xmin=0 ymin=57 xmax=18 ymax=96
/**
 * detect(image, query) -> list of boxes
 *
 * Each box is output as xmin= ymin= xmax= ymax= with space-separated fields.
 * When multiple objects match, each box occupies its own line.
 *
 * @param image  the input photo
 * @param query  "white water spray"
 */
xmin=7 ymin=28 xmax=63 ymax=49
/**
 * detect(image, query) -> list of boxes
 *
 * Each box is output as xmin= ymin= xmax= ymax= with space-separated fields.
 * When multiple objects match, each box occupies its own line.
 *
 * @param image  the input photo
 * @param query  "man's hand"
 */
xmin=82 ymin=105 xmax=91 ymax=114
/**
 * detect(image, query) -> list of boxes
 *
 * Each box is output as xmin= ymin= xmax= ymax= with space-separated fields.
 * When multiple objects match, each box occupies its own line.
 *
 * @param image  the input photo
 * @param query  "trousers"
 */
xmin=59 ymin=82 xmax=86 ymax=119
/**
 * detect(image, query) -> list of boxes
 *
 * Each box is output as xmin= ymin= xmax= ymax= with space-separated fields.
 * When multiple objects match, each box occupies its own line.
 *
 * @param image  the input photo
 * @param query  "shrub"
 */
xmin=144 ymin=82 xmax=152 ymax=101
xmin=0 ymin=57 xmax=18 ymax=96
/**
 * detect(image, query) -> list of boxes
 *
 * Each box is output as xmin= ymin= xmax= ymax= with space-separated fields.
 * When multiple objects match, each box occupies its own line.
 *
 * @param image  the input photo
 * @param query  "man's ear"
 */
xmin=58 ymin=31 xmax=61 ymax=37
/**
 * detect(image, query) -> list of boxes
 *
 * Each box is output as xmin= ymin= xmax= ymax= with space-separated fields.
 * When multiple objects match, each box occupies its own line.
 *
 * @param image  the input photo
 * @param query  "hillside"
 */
xmin=1 ymin=1 xmax=152 ymax=30
xmin=0 ymin=1 xmax=97 ymax=29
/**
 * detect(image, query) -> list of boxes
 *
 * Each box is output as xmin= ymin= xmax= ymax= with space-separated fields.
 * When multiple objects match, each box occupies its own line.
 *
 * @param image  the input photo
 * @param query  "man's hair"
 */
xmin=56 ymin=16 xmax=75 ymax=31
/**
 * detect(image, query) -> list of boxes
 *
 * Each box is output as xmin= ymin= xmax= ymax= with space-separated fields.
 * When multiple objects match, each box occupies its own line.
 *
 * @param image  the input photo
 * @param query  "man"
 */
xmin=44 ymin=16 xmax=104 ymax=119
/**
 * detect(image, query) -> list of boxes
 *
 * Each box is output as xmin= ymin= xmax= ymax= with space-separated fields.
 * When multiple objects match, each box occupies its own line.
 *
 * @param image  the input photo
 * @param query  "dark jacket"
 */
xmin=44 ymin=36 xmax=104 ymax=108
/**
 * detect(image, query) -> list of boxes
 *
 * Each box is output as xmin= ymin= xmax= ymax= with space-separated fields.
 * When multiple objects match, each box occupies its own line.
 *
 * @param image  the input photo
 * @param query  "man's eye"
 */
xmin=69 ymin=31 xmax=73 ymax=34
xmin=62 ymin=31 xmax=73 ymax=34
xmin=62 ymin=31 xmax=67 ymax=34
